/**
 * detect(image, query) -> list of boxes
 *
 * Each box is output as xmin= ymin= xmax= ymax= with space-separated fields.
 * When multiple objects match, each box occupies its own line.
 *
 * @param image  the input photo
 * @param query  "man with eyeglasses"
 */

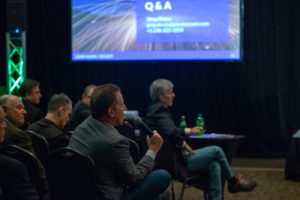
xmin=68 ymin=84 xmax=171 ymax=200
xmin=65 ymin=84 xmax=96 ymax=131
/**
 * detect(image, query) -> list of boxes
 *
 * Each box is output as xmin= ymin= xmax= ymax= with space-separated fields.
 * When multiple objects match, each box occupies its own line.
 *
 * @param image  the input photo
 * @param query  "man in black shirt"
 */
xmin=28 ymin=93 xmax=72 ymax=150
xmin=145 ymin=79 xmax=257 ymax=200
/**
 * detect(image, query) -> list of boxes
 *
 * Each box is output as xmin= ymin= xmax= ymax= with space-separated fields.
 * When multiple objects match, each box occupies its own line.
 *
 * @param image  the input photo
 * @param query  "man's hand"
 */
xmin=185 ymin=144 xmax=196 ymax=155
xmin=146 ymin=130 xmax=163 ymax=153
xmin=190 ymin=126 xmax=205 ymax=134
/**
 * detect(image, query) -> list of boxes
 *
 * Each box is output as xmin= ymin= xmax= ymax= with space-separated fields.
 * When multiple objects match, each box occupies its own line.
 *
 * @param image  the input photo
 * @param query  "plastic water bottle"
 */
xmin=179 ymin=115 xmax=187 ymax=128
xmin=196 ymin=113 xmax=204 ymax=136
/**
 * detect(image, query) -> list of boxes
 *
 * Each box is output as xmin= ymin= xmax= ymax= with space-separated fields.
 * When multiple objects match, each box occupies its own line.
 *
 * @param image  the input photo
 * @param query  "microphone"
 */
xmin=123 ymin=121 xmax=134 ymax=129
xmin=133 ymin=117 xmax=153 ymax=137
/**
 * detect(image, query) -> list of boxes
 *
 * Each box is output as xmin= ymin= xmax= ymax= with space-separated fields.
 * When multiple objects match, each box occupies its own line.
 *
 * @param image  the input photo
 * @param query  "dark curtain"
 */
xmin=1 ymin=0 xmax=300 ymax=157
xmin=0 ymin=0 xmax=7 ymax=86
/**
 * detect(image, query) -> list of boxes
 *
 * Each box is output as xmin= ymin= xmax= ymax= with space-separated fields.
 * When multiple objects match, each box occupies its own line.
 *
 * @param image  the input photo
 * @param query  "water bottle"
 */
xmin=195 ymin=113 xmax=204 ymax=136
xmin=179 ymin=115 xmax=187 ymax=128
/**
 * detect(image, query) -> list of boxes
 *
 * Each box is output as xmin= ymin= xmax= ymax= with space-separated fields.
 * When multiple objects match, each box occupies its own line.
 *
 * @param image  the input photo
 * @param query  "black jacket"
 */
xmin=145 ymin=102 xmax=185 ymax=148
xmin=64 ymin=100 xmax=90 ymax=131
xmin=23 ymin=100 xmax=44 ymax=125
xmin=27 ymin=118 xmax=69 ymax=150
xmin=145 ymin=102 xmax=188 ymax=179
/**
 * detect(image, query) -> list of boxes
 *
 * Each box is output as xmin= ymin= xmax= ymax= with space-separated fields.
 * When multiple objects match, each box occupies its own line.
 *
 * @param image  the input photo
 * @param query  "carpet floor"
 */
xmin=171 ymin=158 xmax=300 ymax=200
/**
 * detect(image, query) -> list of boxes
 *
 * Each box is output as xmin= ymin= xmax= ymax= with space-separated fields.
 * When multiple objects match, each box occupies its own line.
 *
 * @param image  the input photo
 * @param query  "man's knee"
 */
xmin=210 ymin=146 xmax=225 ymax=156
xmin=150 ymin=169 xmax=171 ymax=188
xmin=210 ymin=145 xmax=222 ymax=152
xmin=208 ymin=161 xmax=221 ymax=173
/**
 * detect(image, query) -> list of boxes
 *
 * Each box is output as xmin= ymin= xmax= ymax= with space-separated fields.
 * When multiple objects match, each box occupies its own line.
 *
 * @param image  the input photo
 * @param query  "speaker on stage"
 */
xmin=6 ymin=0 xmax=27 ymax=32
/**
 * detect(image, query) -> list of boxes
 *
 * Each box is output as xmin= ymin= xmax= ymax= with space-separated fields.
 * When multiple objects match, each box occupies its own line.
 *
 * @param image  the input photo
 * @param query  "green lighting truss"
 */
xmin=6 ymin=32 xmax=26 ymax=95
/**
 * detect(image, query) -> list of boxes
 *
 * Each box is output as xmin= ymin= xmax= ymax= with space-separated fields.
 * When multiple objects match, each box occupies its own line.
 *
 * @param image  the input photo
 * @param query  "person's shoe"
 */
xmin=228 ymin=176 xmax=257 ymax=193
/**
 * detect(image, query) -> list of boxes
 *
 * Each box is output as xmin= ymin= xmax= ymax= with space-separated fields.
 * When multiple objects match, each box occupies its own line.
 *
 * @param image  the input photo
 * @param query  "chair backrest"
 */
xmin=50 ymin=132 xmax=72 ymax=151
xmin=0 ymin=145 xmax=44 ymax=195
xmin=155 ymin=138 xmax=211 ymax=200
xmin=128 ymin=139 xmax=141 ymax=164
xmin=154 ymin=137 xmax=187 ymax=181
xmin=27 ymin=130 xmax=49 ymax=165
xmin=45 ymin=147 xmax=98 ymax=200
xmin=116 ymin=121 xmax=136 ymax=140
xmin=117 ymin=121 xmax=147 ymax=157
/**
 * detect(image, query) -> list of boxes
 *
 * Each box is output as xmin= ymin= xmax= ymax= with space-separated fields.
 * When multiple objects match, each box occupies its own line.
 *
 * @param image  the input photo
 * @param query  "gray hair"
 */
xmin=149 ymin=79 xmax=174 ymax=102
xmin=48 ymin=93 xmax=72 ymax=113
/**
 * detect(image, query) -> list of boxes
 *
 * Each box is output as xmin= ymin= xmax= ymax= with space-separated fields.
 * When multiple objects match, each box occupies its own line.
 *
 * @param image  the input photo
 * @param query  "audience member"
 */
xmin=0 ymin=95 xmax=49 ymax=199
xmin=68 ymin=84 xmax=171 ymax=200
xmin=0 ymin=105 xmax=40 ymax=200
xmin=28 ymin=93 xmax=72 ymax=150
xmin=145 ymin=79 xmax=256 ymax=200
xmin=20 ymin=79 xmax=43 ymax=125
xmin=0 ymin=106 xmax=6 ymax=144
xmin=64 ymin=84 xmax=96 ymax=131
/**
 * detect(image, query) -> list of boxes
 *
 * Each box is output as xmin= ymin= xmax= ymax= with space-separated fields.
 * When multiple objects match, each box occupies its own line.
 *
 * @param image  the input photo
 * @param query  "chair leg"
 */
xmin=179 ymin=182 xmax=186 ymax=200
xmin=204 ymin=190 xmax=208 ymax=200
xmin=171 ymin=180 xmax=175 ymax=200
xmin=179 ymin=182 xmax=209 ymax=200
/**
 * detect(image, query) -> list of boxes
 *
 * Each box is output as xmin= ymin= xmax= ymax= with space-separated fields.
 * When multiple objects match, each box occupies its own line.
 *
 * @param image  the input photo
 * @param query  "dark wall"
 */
xmin=2 ymin=0 xmax=300 ymax=157
xmin=0 ymin=0 xmax=7 ymax=86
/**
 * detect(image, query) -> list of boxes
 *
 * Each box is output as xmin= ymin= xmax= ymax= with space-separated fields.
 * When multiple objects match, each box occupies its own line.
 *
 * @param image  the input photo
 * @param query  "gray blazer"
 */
xmin=68 ymin=116 xmax=154 ymax=200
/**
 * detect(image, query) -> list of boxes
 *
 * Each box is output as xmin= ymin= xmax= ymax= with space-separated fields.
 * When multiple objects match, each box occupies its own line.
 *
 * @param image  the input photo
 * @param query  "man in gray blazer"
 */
xmin=68 ymin=84 xmax=171 ymax=200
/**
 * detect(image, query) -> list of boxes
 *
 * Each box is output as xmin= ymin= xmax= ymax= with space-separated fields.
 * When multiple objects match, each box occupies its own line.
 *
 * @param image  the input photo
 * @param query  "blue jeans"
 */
xmin=127 ymin=169 xmax=171 ymax=200
xmin=186 ymin=146 xmax=234 ymax=200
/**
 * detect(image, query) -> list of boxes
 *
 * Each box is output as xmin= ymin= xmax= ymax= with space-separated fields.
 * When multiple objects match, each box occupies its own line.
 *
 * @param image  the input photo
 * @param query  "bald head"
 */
xmin=0 ymin=95 xmax=13 ymax=108
xmin=0 ymin=95 xmax=27 ymax=127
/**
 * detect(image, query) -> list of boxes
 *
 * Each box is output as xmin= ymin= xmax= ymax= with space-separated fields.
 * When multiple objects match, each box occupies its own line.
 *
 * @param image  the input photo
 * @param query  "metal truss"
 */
xmin=6 ymin=32 xmax=26 ymax=95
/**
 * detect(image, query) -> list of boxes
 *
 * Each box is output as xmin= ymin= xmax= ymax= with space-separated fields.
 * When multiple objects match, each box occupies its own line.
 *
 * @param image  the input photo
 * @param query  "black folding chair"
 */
xmin=155 ymin=139 xmax=210 ymax=200
xmin=46 ymin=147 xmax=99 ymax=200
xmin=50 ymin=131 xmax=72 ymax=150
xmin=0 ymin=145 xmax=45 ymax=198
xmin=27 ymin=130 xmax=49 ymax=165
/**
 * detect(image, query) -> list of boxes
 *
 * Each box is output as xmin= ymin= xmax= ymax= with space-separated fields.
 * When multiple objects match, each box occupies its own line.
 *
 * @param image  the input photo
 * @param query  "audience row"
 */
xmin=0 ymin=79 xmax=256 ymax=200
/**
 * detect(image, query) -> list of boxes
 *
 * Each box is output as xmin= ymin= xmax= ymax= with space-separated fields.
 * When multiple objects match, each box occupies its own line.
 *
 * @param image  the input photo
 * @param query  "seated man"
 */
xmin=145 ymin=79 xmax=256 ymax=200
xmin=0 ymin=95 xmax=49 ymax=199
xmin=0 ymin=105 xmax=40 ymax=200
xmin=20 ymin=79 xmax=44 ymax=125
xmin=64 ymin=84 xmax=96 ymax=131
xmin=28 ymin=93 xmax=72 ymax=150
xmin=68 ymin=84 xmax=171 ymax=200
